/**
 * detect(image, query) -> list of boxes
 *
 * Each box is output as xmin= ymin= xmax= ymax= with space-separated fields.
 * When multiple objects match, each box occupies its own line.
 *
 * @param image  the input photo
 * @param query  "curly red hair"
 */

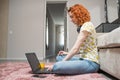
xmin=68 ymin=4 xmax=91 ymax=26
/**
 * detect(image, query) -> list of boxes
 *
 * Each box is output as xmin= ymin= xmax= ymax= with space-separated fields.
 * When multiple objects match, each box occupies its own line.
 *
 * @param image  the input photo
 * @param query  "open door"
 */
xmin=45 ymin=1 xmax=67 ymax=58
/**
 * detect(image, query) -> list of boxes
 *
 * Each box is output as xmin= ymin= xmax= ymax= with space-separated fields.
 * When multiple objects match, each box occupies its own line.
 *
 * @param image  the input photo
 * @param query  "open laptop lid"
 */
xmin=25 ymin=53 xmax=41 ymax=73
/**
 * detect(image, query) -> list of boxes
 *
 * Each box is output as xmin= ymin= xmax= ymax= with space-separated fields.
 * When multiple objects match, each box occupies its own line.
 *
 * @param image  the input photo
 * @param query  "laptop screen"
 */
xmin=25 ymin=53 xmax=41 ymax=72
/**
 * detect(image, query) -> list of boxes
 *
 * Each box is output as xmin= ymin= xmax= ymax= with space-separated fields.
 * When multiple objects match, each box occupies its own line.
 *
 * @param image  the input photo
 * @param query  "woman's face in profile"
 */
xmin=68 ymin=12 xmax=78 ymax=25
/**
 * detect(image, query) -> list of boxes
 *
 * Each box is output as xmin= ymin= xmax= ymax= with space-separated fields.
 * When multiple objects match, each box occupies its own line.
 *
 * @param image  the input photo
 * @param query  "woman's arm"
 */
xmin=63 ymin=30 xmax=90 ymax=61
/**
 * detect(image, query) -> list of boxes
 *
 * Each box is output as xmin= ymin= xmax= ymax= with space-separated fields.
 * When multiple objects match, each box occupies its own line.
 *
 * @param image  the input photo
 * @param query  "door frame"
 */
xmin=44 ymin=0 xmax=68 ymax=58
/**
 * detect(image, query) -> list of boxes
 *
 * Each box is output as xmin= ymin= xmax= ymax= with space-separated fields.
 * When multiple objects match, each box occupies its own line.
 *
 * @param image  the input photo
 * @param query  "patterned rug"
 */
xmin=0 ymin=62 xmax=107 ymax=80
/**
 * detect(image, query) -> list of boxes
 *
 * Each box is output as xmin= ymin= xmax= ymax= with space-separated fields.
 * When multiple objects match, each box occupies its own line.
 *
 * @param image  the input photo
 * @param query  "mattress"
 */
xmin=97 ymin=27 xmax=120 ymax=47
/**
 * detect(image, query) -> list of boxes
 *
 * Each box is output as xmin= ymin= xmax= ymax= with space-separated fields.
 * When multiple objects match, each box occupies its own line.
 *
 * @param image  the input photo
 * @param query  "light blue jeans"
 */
xmin=52 ymin=55 xmax=100 ymax=75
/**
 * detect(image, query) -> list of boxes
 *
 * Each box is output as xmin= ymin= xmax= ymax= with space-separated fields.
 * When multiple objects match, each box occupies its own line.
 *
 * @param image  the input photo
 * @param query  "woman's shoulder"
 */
xmin=83 ymin=21 xmax=93 ymax=26
xmin=81 ymin=22 xmax=95 ymax=33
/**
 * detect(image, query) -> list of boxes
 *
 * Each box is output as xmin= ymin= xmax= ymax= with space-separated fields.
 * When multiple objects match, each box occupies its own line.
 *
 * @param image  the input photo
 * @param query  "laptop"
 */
xmin=25 ymin=52 xmax=55 ymax=74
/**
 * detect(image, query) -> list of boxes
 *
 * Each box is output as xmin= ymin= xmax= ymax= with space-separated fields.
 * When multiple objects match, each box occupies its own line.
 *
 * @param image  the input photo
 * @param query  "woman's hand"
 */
xmin=58 ymin=51 xmax=68 ymax=55
xmin=47 ymin=65 xmax=54 ymax=71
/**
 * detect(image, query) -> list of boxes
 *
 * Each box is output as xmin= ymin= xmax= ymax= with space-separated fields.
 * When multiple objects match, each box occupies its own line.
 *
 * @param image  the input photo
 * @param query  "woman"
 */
xmin=47 ymin=4 xmax=100 ymax=75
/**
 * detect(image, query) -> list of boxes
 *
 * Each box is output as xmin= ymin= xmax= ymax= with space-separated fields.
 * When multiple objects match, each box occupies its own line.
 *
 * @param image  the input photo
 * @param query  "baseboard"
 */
xmin=98 ymin=69 xmax=119 ymax=80
xmin=0 ymin=57 xmax=43 ymax=61
xmin=45 ymin=54 xmax=56 ymax=59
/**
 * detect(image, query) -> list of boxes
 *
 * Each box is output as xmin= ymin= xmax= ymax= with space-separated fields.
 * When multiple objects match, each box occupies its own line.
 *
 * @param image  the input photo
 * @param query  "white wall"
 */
xmin=6 ymin=0 xmax=105 ymax=60
xmin=7 ymin=0 xmax=46 ymax=60
xmin=67 ymin=0 xmax=105 ymax=50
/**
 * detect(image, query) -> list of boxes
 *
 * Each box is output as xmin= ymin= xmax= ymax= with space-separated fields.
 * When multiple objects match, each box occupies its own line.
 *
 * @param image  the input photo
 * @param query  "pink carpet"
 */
xmin=0 ymin=62 xmax=107 ymax=80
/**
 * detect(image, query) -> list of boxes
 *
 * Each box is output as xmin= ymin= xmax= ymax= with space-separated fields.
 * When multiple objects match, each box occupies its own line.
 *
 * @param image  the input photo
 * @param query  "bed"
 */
xmin=97 ymin=26 xmax=120 ymax=79
xmin=0 ymin=62 xmax=106 ymax=80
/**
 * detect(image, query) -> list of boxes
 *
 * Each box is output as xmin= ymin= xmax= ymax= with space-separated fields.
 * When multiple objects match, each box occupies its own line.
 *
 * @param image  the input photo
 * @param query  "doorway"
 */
xmin=45 ymin=1 xmax=67 ymax=58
